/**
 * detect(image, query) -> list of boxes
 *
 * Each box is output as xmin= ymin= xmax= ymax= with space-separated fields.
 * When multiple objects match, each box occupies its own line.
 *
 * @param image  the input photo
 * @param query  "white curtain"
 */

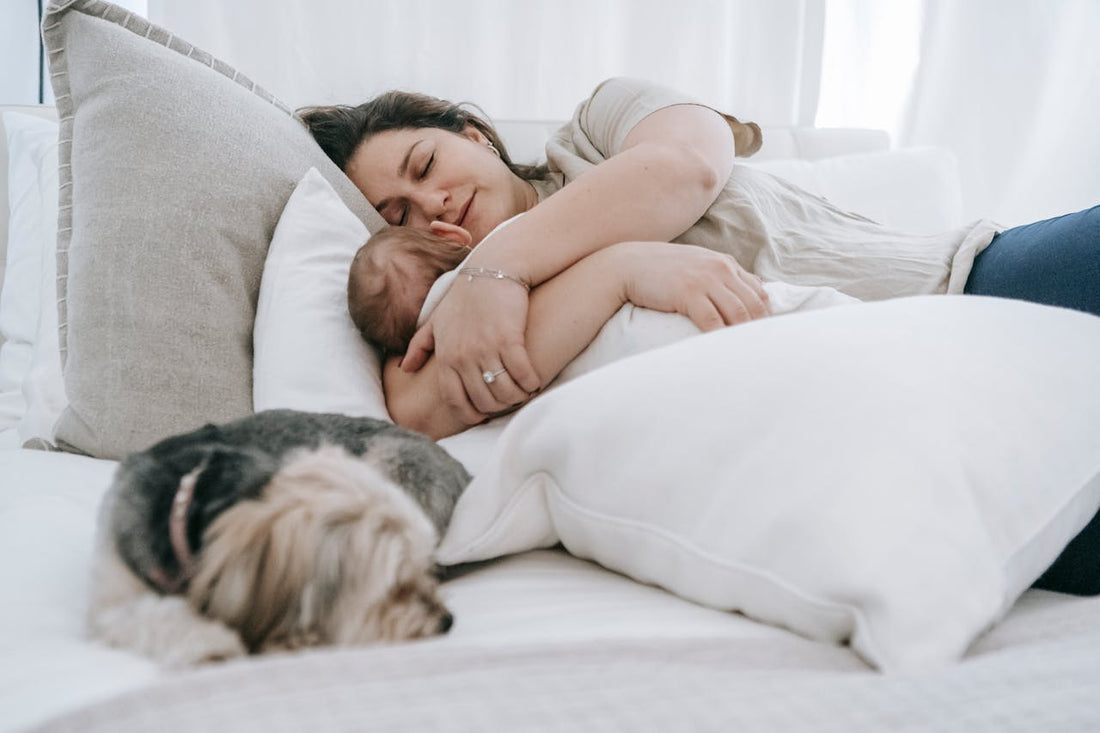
xmin=147 ymin=0 xmax=825 ymax=125
xmin=143 ymin=0 xmax=1098 ymax=225
xmin=1 ymin=0 xmax=41 ymax=104
xmin=815 ymin=0 xmax=922 ymax=140
xmin=899 ymin=0 xmax=1100 ymax=225
xmin=0 ymin=0 xmax=149 ymax=105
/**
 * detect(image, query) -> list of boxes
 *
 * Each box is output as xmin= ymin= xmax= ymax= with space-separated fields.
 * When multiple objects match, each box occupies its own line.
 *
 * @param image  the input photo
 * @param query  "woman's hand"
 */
xmin=401 ymin=273 xmax=541 ymax=417
xmin=613 ymin=241 xmax=770 ymax=329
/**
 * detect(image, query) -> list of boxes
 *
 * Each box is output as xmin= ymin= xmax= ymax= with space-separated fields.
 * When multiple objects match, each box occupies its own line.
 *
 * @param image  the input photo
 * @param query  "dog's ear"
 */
xmin=186 ymin=483 xmax=315 ymax=651
xmin=189 ymin=447 xmax=440 ymax=650
xmin=194 ymin=447 xmax=279 ymax=517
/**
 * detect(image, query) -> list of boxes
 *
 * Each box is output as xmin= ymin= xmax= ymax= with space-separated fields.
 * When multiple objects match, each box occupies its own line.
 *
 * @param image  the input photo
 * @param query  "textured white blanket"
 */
xmin=34 ymin=590 xmax=1100 ymax=732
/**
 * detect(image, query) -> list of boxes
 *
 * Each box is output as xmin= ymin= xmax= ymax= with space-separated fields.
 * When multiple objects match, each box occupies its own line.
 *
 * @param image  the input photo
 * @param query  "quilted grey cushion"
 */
xmin=43 ymin=0 xmax=384 ymax=459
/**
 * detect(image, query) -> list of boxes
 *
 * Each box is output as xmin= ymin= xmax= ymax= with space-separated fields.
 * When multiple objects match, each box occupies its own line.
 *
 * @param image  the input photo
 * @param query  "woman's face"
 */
xmin=346 ymin=126 xmax=534 ymax=245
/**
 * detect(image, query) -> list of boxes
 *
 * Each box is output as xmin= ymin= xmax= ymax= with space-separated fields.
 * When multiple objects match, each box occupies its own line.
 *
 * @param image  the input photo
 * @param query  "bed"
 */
xmin=2 ymin=1 xmax=1100 ymax=730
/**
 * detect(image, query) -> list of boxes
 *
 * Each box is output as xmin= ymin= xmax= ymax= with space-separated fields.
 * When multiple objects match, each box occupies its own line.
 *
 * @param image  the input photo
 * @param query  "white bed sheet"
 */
xmin=3 ymin=447 xmax=1100 ymax=731
xmin=0 ymin=427 xmax=19 ymax=451
xmin=0 ymin=448 xmax=842 ymax=730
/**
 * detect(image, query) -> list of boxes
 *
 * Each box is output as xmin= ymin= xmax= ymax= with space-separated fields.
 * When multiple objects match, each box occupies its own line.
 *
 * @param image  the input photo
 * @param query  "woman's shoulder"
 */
xmin=582 ymin=77 xmax=698 ymax=111
xmin=548 ymin=78 xmax=701 ymax=173
xmin=579 ymin=77 xmax=699 ymax=146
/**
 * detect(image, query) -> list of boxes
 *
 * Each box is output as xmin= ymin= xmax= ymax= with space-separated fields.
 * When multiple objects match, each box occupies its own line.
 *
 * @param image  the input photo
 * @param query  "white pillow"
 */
xmin=747 ymin=147 xmax=964 ymax=234
xmin=254 ymin=168 xmax=509 ymax=475
xmin=435 ymin=296 xmax=1100 ymax=672
xmin=253 ymin=167 xmax=387 ymax=420
xmin=1 ymin=112 xmax=65 ymax=443
xmin=17 ymin=232 xmax=65 ymax=448
xmin=254 ymin=167 xmax=853 ymax=476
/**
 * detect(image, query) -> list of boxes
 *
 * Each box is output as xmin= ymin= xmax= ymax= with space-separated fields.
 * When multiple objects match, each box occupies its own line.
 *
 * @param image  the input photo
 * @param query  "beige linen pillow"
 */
xmin=43 ymin=0 xmax=384 ymax=459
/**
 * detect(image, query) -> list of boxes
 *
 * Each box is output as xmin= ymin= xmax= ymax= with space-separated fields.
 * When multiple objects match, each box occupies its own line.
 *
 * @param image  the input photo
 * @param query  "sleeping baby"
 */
xmin=347 ymin=217 xmax=859 ymax=388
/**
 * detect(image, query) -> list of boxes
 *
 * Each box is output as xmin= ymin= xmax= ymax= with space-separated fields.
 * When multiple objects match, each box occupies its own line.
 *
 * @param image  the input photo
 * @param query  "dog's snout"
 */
xmin=438 ymin=611 xmax=454 ymax=634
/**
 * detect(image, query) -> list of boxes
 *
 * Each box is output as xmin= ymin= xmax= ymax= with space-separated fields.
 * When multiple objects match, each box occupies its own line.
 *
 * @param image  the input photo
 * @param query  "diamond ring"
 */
xmin=482 ymin=368 xmax=508 ymax=384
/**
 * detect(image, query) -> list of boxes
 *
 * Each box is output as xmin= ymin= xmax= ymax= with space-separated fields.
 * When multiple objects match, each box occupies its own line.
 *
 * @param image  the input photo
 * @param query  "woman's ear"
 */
xmin=429 ymin=220 xmax=473 ymax=247
xmin=462 ymin=124 xmax=489 ymax=146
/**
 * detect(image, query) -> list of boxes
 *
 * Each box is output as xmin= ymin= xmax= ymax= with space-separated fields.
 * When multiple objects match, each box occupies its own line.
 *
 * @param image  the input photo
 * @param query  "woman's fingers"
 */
xmin=736 ymin=268 xmax=770 ymax=319
xmin=715 ymin=270 xmax=769 ymax=324
xmin=619 ymin=242 xmax=771 ymax=329
xmin=459 ymin=362 xmax=527 ymax=415
xmin=683 ymin=297 xmax=727 ymax=332
xmin=746 ymin=270 xmax=770 ymax=309
xmin=500 ymin=342 xmax=541 ymax=394
xmin=422 ymin=268 xmax=537 ymax=414
xmin=438 ymin=368 xmax=488 ymax=427
xmin=401 ymin=323 xmax=435 ymax=373
xmin=705 ymin=292 xmax=750 ymax=329
xmin=687 ymin=263 xmax=769 ymax=330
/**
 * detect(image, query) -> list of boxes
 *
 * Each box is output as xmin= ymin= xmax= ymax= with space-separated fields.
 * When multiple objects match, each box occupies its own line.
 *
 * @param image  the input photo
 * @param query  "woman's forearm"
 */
xmin=384 ymin=247 xmax=630 ymax=439
xmin=471 ymin=105 xmax=735 ymax=287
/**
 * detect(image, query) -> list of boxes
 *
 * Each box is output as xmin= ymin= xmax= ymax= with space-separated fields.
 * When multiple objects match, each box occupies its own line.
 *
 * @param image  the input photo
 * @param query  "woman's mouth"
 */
xmin=457 ymin=190 xmax=474 ymax=230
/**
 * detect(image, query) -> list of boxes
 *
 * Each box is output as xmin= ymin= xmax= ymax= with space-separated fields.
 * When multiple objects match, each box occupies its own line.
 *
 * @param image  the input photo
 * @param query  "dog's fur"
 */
xmin=87 ymin=409 xmax=471 ymax=666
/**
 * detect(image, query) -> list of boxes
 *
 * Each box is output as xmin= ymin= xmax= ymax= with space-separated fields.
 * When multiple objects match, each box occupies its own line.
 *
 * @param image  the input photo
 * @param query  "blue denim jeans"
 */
xmin=965 ymin=204 xmax=1100 ymax=317
xmin=965 ymin=204 xmax=1100 ymax=594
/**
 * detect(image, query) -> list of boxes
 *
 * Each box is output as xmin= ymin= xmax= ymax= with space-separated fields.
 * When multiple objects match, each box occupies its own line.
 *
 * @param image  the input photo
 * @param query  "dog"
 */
xmin=86 ymin=409 xmax=471 ymax=667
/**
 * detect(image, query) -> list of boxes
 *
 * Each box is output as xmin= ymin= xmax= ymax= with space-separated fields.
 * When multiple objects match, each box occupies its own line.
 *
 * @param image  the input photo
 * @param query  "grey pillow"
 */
xmin=43 ymin=0 xmax=385 ymax=459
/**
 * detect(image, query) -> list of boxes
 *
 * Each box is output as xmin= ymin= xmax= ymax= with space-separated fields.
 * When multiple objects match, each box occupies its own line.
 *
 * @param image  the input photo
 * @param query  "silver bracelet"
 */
xmin=458 ymin=267 xmax=530 ymax=292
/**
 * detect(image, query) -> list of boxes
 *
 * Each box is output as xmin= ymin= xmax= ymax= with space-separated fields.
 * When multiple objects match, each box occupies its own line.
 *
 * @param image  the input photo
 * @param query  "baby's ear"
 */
xmin=429 ymin=220 xmax=473 ymax=247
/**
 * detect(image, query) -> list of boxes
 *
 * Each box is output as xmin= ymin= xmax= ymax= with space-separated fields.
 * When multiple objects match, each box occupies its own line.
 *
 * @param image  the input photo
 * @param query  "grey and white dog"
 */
xmin=87 ymin=409 xmax=470 ymax=667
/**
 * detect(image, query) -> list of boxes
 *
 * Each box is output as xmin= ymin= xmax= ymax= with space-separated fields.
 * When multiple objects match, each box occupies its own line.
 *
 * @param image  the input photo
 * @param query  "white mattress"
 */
xmin=3 ymin=448 xmax=1100 ymax=730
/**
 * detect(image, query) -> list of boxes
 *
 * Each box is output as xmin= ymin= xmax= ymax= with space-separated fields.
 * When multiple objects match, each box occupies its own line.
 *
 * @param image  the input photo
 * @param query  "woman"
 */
xmin=300 ymin=77 xmax=1098 ymax=434
xmin=302 ymin=77 xmax=1099 ymax=595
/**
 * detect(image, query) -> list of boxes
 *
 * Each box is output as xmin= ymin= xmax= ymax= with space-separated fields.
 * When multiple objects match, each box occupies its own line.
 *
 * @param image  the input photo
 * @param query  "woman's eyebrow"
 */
xmin=399 ymin=139 xmax=426 ymax=177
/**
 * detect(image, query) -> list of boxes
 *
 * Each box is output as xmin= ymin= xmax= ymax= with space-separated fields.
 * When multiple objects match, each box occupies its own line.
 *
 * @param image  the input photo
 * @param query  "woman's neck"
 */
xmin=522 ymin=179 xmax=540 ymax=212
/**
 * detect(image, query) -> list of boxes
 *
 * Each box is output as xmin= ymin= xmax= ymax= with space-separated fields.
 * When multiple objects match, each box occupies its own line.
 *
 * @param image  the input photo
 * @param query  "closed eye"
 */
xmin=420 ymin=153 xmax=434 ymax=179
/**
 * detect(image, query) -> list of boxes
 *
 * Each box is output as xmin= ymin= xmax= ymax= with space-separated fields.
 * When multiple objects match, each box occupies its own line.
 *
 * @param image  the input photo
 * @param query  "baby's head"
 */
xmin=348 ymin=222 xmax=472 ymax=355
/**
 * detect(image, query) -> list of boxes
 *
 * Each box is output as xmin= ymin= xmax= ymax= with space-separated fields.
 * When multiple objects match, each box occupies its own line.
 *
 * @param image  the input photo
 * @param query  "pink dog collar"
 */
xmin=149 ymin=464 xmax=202 ymax=594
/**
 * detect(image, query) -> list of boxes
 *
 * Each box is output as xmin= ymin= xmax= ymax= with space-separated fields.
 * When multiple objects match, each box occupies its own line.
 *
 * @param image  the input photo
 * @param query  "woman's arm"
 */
xmin=403 ymin=102 xmax=764 ymax=415
xmin=474 ymin=103 xmax=736 ymax=285
xmin=386 ymin=242 xmax=758 ymax=439
xmin=385 ymin=245 xmax=629 ymax=439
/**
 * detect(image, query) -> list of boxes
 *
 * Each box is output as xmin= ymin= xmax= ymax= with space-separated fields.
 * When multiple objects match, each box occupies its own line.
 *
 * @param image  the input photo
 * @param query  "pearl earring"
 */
xmin=487 ymin=140 xmax=500 ymax=158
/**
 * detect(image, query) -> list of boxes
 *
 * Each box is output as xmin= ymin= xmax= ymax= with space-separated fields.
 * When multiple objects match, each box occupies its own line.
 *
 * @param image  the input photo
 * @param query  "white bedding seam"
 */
xmin=1003 ymin=465 xmax=1100 ymax=605
xmin=441 ymin=471 xmax=559 ymax=561
xmin=542 ymin=474 xmax=866 ymax=643
xmin=445 ymin=467 xmax=876 ymax=660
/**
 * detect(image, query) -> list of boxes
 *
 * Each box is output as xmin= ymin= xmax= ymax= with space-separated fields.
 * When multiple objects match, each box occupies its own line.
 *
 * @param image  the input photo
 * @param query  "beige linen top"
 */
xmin=535 ymin=77 xmax=1001 ymax=301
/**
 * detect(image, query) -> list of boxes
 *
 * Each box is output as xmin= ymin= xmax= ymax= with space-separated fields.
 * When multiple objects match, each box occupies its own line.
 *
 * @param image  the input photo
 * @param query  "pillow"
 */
xmin=254 ymin=169 xmax=859 ymax=475
xmin=0 ymin=113 xmax=59 ymax=433
xmin=18 ymin=210 xmax=66 ymax=449
xmin=253 ymin=167 xmax=504 ymax=476
xmin=42 ymin=0 xmax=384 ymax=459
xmin=746 ymin=147 xmax=964 ymax=234
xmin=254 ymin=168 xmax=387 ymax=420
xmin=435 ymin=296 xmax=1100 ymax=671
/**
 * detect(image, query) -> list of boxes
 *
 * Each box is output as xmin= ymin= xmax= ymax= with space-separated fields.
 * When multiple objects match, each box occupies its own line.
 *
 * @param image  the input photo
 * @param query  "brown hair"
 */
xmin=348 ymin=227 xmax=470 ymax=355
xmin=298 ymin=91 xmax=549 ymax=182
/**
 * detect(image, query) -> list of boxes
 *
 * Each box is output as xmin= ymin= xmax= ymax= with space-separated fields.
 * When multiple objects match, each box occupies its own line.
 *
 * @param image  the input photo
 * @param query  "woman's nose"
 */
xmin=412 ymin=187 xmax=449 ymax=224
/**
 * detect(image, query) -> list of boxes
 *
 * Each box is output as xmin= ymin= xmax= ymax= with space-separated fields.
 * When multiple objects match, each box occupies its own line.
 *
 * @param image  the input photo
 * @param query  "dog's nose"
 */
xmin=438 ymin=611 xmax=454 ymax=634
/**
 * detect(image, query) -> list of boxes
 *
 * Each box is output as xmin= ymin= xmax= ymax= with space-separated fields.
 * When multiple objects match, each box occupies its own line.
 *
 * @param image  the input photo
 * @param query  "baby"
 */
xmin=347 ymin=221 xmax=473 ymax=356
xmin=348 ymin=219 xmax=859 ymax=382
